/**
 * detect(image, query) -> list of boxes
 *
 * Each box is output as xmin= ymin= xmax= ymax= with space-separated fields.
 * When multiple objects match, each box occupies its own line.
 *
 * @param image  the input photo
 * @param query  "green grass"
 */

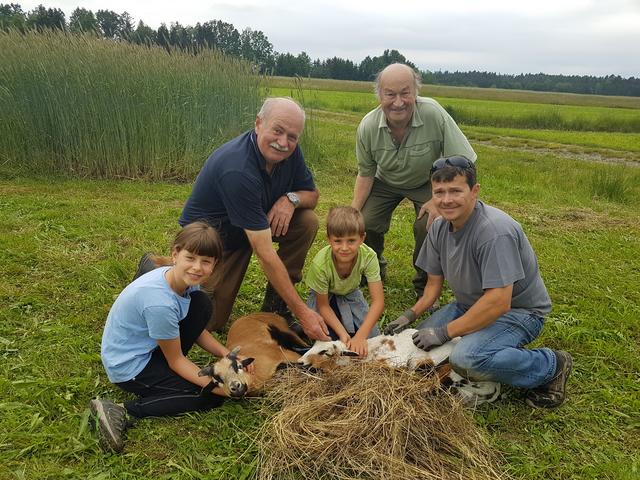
xmin=269 ymin=86 xmax=640 ymax=133
xmin=2 ymin=66 xmax=640 ymax=478
xmin=1 ymin=139 xmax=639 ymax=478
xmin=0 ymin=30 xmax=263 ymax=181
xmin=466 ymin=126 xmax=640 ymax=154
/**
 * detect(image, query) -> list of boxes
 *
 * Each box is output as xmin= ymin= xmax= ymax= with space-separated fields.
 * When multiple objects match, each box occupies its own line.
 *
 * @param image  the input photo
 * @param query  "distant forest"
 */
xmin=2 ymin=3 xmax=639 ymax=97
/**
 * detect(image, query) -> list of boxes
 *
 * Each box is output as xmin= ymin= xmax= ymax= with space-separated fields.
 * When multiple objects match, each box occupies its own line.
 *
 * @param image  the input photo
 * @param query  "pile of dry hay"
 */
xmin=255 ymin=362 xmax=509 ymax=480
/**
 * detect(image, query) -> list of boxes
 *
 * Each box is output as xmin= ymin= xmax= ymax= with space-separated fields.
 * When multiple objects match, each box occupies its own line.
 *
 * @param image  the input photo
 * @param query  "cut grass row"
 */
xmin=269 ymin=86 xmax=640 ymax=133
xmin=310 ymin=109 xmax=640 ymax=169
xmin=268 ymin=75 xmax=640 ymax=109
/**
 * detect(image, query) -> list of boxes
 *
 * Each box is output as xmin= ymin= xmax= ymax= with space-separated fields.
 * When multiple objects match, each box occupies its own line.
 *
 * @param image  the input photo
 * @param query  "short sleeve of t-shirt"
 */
xmin=361 ymin=246 xmax=381 ymax=283
xmin=145 ymin=305 xmax=181 ymax=340
xmin=477 ymin=234 xmax=526 ymax=289
xmin=356 ymin=120 xmax=377 ymax=178
xmin=305 ymin=250 xmax=331 ymax=295
xmin=416 ymin=219 xmax=445 ymax=276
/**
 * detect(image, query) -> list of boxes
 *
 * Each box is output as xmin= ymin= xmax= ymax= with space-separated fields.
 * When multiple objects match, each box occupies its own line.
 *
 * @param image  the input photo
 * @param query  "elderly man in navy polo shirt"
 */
xmin=142 ymin=97 xmax=330 ymax=341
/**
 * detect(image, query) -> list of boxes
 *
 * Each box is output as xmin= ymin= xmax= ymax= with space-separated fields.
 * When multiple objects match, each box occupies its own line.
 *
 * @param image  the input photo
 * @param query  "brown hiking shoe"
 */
xmin=526 ymin=350 xmax=573 ymax=409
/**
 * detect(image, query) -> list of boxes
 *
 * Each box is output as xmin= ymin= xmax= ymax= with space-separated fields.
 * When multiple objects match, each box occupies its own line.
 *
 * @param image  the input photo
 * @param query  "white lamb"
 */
xmin=298 ymin=330 xmax=501 ymax=407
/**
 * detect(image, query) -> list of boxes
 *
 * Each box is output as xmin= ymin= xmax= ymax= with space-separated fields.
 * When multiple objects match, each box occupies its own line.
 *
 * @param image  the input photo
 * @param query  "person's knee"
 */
xmin=293 ymin=208 xmax=319 ymax=237
xmin=449 ymin=346 xmax=491 ymax=380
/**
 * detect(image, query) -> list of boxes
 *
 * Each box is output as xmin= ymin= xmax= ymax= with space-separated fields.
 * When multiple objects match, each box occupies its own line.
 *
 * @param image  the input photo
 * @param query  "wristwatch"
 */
xmin=286 ymin=192 xmax=300 ymax=208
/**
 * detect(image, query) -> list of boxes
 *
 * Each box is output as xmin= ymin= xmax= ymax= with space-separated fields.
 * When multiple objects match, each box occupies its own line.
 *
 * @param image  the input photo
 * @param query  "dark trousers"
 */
xmin=361 ymin=178 xmax=431 ymax=296
xmin=116 ymin=291 xmax=225 ymax=418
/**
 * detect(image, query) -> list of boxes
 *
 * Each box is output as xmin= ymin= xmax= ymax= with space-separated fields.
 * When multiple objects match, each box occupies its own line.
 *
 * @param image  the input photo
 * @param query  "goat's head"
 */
xmin=198 ymin=346 xmax=254 ymax=398
xmin=297 ymin=340 xmax=358 ymax=370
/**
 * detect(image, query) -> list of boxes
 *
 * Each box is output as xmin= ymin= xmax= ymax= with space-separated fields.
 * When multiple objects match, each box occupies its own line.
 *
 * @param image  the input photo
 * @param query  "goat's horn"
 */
xmin=228 ymin=346 xmax=241 ymax=359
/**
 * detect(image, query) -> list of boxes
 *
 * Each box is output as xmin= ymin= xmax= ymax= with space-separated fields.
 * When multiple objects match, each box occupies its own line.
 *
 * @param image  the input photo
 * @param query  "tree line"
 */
xmin=2 ymin=3 xmax=639 ymax=97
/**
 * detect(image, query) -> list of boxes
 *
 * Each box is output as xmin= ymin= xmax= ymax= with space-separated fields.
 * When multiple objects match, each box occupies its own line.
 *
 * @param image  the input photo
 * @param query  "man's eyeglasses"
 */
xmin=430 ymin=156 xmax=474 ymax=176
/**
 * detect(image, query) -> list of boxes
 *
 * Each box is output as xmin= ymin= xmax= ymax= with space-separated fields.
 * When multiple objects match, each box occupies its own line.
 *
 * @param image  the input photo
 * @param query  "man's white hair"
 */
xmin=257 ymin=97 xmax=306 ymax=124
xmin=374 ymin=63 xmax=422 ymax=98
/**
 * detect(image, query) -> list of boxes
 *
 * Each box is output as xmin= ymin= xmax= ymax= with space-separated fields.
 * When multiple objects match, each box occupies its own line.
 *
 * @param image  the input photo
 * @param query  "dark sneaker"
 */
xmin=526 ymin=350 xmax=573 ymax=409
xmin=132 ymin=252 xmax=158 ymax=282
xmin=90 ymin=399 xmax=128 ymax=453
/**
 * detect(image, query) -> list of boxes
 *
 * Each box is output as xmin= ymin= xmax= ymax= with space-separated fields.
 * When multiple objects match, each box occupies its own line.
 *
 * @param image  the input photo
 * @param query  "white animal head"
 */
xmin=198 ymin=346 xmax=254 ymax=398
xmin=297 ymin=340 xmax=358 ymax=369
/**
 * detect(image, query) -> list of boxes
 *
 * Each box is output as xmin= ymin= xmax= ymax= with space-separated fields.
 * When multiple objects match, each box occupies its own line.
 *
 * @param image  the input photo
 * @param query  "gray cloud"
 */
xmin=18 ymin=0 xmax=640 ymax=77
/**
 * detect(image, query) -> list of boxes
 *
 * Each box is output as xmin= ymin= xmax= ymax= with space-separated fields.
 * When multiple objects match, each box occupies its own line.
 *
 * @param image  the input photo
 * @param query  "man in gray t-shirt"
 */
xmin=384 ymin=157 xmax=573 ymax=409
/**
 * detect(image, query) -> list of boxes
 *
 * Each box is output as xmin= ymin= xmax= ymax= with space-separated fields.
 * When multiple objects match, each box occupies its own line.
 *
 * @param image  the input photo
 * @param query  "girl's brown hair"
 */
xmin=172 ymin=221 xmax=222 ymax=259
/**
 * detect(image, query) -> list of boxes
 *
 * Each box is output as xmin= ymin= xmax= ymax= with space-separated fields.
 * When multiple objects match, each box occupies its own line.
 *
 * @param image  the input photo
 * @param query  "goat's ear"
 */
xmin=198 ymin=364 xmax=214 ymax=377
xmin=341 ymin=350 xmax=358 ymax=357
xmin=241 ymin=357 xmax=255 ymax=368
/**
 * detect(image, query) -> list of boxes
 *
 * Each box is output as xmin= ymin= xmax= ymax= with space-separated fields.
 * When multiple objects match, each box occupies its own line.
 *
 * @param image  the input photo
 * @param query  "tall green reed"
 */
xmin=0 ymin=30 xmax=263 ymax=180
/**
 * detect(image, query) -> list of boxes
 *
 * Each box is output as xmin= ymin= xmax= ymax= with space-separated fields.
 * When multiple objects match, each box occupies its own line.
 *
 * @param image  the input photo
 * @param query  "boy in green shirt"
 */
xmin=305 ymin=207 xmax=385 ymax=356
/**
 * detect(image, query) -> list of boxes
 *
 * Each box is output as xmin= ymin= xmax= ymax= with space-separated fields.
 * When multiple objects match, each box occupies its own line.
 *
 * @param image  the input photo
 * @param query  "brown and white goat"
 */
xmin=198 ymin=346 xmax=254 ymax=398
xmin=199 ymin=313 xmax=308 ymax=396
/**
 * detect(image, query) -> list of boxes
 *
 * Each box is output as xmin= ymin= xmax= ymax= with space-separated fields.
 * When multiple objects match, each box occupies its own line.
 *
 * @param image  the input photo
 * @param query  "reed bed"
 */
xmin=256 ymin=363 xmax=508 ymax=480
xmin=0 ymin=30 xmax=262 ymax=180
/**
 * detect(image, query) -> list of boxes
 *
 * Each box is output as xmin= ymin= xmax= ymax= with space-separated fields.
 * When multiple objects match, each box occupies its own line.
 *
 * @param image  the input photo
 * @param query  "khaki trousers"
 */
xmin=202 ymin=208 xmax=319 ymax=331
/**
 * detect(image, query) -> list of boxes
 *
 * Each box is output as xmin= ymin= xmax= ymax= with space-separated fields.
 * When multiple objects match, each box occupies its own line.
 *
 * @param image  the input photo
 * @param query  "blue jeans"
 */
xmin=417 ymin=302 xmax=556 ymax=388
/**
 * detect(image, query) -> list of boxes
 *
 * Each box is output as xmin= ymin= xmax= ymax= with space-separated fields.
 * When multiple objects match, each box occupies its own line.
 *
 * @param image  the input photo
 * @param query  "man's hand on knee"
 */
xmin=267 ymin=196 xmax=295 ymax=237
xmin=412 ymin=326 xmax=450 ymax=351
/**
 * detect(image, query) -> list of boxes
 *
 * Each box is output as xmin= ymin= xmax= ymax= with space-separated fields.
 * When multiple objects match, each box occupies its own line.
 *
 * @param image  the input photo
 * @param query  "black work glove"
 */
xmin=383 ymin=309 xmax=417 ymax=335
xmin=412 ymin=326 xmax=451 ymax=351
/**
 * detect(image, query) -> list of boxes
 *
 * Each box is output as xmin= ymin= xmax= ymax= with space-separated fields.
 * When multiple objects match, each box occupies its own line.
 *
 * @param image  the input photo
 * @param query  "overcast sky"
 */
xmin=19 ymin=0 xmax=640 ymax=77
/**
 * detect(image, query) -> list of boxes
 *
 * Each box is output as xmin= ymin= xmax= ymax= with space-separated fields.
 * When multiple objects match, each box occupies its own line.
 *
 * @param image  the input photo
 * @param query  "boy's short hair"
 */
xmin=172 ymin=221 xmax=222 ymax=259
xmin=326 ymin=206 xmax=365 ymax=238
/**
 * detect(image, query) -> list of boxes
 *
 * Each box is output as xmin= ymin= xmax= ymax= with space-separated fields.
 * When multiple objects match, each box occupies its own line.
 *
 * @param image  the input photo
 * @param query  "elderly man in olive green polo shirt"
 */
xmin=351 ymin=63 xmax=476 ymax=298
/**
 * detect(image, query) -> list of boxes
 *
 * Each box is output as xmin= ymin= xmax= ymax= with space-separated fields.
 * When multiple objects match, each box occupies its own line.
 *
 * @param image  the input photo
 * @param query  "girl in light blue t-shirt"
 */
xmin=90 ymin=222 xmax=253 ymax=453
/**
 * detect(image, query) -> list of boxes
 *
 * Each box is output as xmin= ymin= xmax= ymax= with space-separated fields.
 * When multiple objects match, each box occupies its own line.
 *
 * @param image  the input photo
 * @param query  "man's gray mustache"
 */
xmin=269 ymin=142 xmax=289 ymax=152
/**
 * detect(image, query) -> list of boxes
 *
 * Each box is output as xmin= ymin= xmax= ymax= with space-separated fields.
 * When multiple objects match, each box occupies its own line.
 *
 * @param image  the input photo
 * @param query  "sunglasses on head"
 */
xmin=429 ymin=156 xmax=473 ymax=176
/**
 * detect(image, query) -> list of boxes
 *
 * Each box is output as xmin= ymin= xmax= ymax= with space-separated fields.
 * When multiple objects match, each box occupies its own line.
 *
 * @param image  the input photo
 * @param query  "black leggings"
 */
xmin=116 ymin=291 xmax=225 ymax=418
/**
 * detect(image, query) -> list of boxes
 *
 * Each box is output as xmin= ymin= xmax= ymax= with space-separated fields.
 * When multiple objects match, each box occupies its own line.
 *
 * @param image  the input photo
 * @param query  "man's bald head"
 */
xmin=374 ymin=63 xmax=422 ymax=99
xmin=257 ymin=97 xmax=306 ymax=127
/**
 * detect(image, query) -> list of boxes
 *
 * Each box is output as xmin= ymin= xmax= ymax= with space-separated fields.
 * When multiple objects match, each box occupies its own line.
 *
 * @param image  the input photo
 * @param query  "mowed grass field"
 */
xmin=1 ymin=77 xmax=640 ymax=479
